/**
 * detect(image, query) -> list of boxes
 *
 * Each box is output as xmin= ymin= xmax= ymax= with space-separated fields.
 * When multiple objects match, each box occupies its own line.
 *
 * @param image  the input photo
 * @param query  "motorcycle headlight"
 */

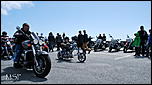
xmin=103 ymin=41 xmax=106 ymax=43
xmin=33 ymin=39 xmax=38 ymax=44
xmin=39 ymin=40 xmax=43 ymax=45
xmin=7 ymin=42 xmax=10 ymax=44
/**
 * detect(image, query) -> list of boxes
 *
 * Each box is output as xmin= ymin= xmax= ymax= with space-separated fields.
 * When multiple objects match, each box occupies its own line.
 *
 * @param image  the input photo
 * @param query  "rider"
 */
xmin=1 ymin=31 xmax=9 ymax=45
xmin=61 ymin=37 xmax=71 ymax=51
xmin=97 ymin=34 xmax=103 ymax=40
xmin=1 ymin=31 xmax=10 ymax=59
xmin=13 ymin=23 xmax=31 ymax=68
xmin=102 ymin=33 xmax=106 ymax=41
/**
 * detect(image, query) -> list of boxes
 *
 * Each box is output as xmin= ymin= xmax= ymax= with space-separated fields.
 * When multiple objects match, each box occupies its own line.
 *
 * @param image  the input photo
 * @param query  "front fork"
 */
xmin=31 ymin=45 xmax=39 ymax=66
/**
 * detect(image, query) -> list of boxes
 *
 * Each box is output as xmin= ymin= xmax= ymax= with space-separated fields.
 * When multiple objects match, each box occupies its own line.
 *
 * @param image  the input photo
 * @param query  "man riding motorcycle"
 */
xmin=13 ymin=23 xmax=32 ymax=68
xmin=1 ymin=31 xmax=13 ymax=60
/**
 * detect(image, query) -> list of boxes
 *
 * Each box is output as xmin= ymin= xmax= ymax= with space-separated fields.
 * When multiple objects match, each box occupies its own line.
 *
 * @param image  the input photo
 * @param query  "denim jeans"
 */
xmin=13 ymin=44 xmax=22 ymax=62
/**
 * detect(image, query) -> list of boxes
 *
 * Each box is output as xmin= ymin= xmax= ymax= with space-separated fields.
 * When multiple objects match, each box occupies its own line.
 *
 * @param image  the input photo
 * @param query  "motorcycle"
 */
xmin=14 ymin=27 xmax=51 ymax=78
xmin=57 ymin=42 xmax=86 ymax=63
xmin=1 ymin=37 xmax=13 ymax=60
xmin=88 ymin=36 xmax=95 ymax=49
xmin=42 ymin=41 xmax=49 ymax=52
xmin=123 ymin=35 xmax=134 ymax=53
xmin=39 ymin=37 xmax=49 ymax=52
xmin=94 ymin=39 xmax=107 ymax=52
xmin=108 ymin=34 xmax=121 ymax=52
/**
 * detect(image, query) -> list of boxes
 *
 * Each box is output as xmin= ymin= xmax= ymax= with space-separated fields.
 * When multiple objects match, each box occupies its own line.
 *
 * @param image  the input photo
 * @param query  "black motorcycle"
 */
xmin=1 ymin=37 xmax=13 ymax=60
xmin=94 ymin=39 xmax=107 ymax=52
xmin=57 ymin=42 xmax=86 ymax=63
xmin=14 ymin=27 xmax=51 ymax=78
xmin=88 ymin=36 xmax=95 ymax=49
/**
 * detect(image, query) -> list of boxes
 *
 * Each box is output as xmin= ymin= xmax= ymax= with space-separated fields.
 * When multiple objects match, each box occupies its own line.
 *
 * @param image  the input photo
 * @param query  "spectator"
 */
xmin=138 ymin=26 xmax=148 ymax=56
xmin=132 ymin=32 xmax=141 ymax=56
xmin=56 ymin=33 xmax=63 ymax=51
xmin=82 ymin=30 xmax=91 ymax=54
xmin=77 ymin=31 xmax=84 ymax=53
xmin=145 ymin=29 xmax=152 ymax=57
xmin=48 ymin=32 xmax=55 ymax=52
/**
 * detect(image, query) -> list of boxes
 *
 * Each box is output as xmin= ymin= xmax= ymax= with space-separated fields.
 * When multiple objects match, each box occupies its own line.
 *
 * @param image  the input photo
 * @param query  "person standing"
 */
xmin=48 ymin=32 xmax=55 ymax=52
xmin=138 ymin=26 xmax=148 ymax=56
xmin=145 ymin=29 xmax=152 ymax=57
xmin=131 ymin=32 xmax=141 ymax=56
xmin=77 ymin=31 xmax=84 ymax=53
xmin=56 ymin=33 xmax=63 ymax=51
xmin=82 ymin=30 xmax=91 ymax=54
xmin=62 ymin=32 xmax=65 ymax=41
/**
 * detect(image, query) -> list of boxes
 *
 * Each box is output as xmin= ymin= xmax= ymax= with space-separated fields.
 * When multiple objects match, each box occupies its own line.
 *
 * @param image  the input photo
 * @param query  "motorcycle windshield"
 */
xmin=31 ymin=32 xmax=40 ymax=41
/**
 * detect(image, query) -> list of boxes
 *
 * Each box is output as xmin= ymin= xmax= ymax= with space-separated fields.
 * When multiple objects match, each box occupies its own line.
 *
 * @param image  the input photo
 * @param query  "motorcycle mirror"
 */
xmin=16 ymin=26 xmax=20 ymax=30
xmin=127 ymin=35 xmax=129 ymax=38
xmin=109 ymin=34 xmax=112 ymax=37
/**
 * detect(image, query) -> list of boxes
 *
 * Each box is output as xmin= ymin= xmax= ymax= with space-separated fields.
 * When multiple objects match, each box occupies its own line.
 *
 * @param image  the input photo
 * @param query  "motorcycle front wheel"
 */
xmin=123 ymin=47 xmax=127 ymax=53
xmin=57 ymin=52 xmax=63 ymax=60
xmin=33 ymin=54 xmax=51 ymax=78
xmin=78 ymin=53 xmax=86 ymax=63
xmin=108 ymin=47 xmax=112 ymax=52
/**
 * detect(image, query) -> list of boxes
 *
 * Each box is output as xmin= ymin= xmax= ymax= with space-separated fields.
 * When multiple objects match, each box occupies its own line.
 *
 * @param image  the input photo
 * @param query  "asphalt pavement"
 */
xmin=1 ymin=48 xmax=151 ymax=84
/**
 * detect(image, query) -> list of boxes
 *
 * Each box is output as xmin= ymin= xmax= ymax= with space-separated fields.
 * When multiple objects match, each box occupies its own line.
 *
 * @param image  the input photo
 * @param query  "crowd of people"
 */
xmin=46 ymin=29 xmax=92 ymax=54
xmin=132 ymin=26 xmax=151 ymax=57
xmin=1 ymin=23 xmax=152 ymax=67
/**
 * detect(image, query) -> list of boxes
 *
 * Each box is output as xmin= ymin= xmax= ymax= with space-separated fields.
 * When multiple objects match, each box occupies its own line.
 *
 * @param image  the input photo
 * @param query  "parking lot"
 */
xmin=1 ymin=49 xmax=151 ymax=84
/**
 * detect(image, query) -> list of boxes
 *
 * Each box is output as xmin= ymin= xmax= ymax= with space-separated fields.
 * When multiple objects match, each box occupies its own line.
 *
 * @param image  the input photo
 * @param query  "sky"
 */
xmin=1 ymin=1 xmax=151 ymax=41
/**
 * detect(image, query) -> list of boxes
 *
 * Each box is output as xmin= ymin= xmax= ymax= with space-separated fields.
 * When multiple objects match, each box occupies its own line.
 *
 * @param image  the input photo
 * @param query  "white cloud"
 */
xmin=1 ymin=1 xmax=34 ymax=15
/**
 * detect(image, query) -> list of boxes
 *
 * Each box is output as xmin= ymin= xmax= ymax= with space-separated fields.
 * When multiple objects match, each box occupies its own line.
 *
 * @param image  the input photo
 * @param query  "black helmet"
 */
xmin=2 ymin=31 xmax=7 ymax=35
xmin=64 ymin=37 xmax=69 ymax=40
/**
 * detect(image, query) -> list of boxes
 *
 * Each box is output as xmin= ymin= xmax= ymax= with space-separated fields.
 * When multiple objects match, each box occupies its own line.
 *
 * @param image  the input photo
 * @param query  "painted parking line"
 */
xmin=114 ymin=55 xmax=133 ymax=60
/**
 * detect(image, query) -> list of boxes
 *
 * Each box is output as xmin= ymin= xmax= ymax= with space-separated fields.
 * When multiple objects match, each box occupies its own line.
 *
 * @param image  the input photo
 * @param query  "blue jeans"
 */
xmin=13 ymin=44 xmax=22 ymax=62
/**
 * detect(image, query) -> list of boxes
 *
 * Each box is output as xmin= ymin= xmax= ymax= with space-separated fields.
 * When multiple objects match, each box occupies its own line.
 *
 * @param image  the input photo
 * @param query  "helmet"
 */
xmin=2 ymin=31 xmax=7 ymax=35
xmin=64 ymin=37 xmax=69 ymax=40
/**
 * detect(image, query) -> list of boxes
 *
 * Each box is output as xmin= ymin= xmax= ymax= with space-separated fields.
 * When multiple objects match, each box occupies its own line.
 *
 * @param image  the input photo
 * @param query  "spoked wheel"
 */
xmin=33 ymin=55 xmax=51 ymax=78
xmin=57 ymin=52 xmax=63 ymax=60
xmin=123 ymin=47 xmax=127 ymax=53
xmin=78 ymin=53 xmax=86 ymax=63
xmin=102 ymin=45 xmax=106 ymax=50
xmin=109 ymin=47 xmax=112 ymax=52
xmin=94 ymin=45 xmax=98 ymax=52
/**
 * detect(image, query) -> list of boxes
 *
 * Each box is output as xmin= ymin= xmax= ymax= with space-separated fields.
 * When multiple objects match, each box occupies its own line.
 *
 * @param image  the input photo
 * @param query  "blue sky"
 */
xmin=1 ymin=1 xmax=151 ymax=41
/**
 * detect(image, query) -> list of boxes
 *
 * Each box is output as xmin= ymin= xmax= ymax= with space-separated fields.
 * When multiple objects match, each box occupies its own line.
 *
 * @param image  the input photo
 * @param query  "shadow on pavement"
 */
xmin=56 ymin=58 xmax=73 ymax=63
xmin=124 ymin=50 xmax=135 ymax=53
xmin=1 ymin=67 xmax=47 ymax=83
xmin=108 ymin=50 xmax=121 ymax=53
xmin=134 ymin=55 xmax=150 ymax=59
